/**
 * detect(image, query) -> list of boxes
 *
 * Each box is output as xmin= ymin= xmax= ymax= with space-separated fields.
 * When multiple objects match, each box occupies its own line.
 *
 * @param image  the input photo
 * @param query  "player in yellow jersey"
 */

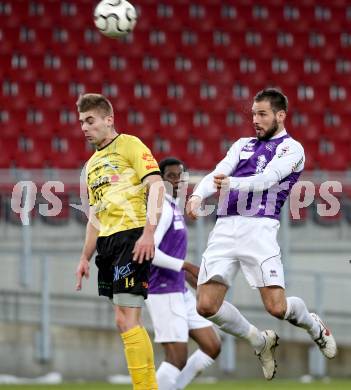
xmin=75 ymin=93 xmax=164 ymax=390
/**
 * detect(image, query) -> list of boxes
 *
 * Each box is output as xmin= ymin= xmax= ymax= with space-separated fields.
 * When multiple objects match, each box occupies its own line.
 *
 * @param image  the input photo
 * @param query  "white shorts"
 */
xmin=145 ymin=290 xmax=212 ymax=343
xmin=198 ymin=215 xmax=285 ymax=289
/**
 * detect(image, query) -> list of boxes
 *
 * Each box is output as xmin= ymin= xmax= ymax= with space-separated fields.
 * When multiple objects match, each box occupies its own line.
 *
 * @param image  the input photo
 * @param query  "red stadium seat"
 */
xmin=213 ymin=3 xmax=248 ymax=32
xmin=1 ymin=0 xmax=350 ymax=175
xmin=277 ymin=5 xmax=310 ymax=32
xmin=14 ymin=149 xmax=47 ymax=169
xmin=152 ymin=137 xmax=189 ymax=164
xmin=333 ymin=123 xmax=351 ymax=141
xmin=309 ymin=5 xmax=343 ymax=33
xmin=0 ymin=137 xmax=15 ymax=168
xmin=243 ymin=4 xmax=279 ymax=32
xmin=140 ymin=3 xmax=182 ymax=31
xmin=45 ymin=1 xmax=94 ymax=30
xmin=0 ymin=2 xmax=26 ymax=28
xmin=180 ymin=3 xmax=216 ymax=32
xmin=35 ymin=57 xmax=72 ymax=84
xmin=316 ymin=140 xmax=349 ymax=171
xmin=110 ymin=30 xmax=145 ymax=58
xmin=187 ymin=139 xmax=222 ymax=170
xmin=288 ymin=112 xmax=321 ymax=142
xmin=48 ymin=149 xmax=84 ymax=169
xmin=0 ymin=108 xmax=22 ymax=138
xmin=302 ymin=141 xmax=319 ymax=170
xmin=1 ymin=53 xmax=40 ymax=82
xmin=158 ymin=124 xmax=190 ymax=143
xmin=165 ymin=84 xmax=198 ymax=112
xmin=1 ymin=25 xmax=46 ymax=55
xmin=190 ymin=111 xmax=223 ymax=141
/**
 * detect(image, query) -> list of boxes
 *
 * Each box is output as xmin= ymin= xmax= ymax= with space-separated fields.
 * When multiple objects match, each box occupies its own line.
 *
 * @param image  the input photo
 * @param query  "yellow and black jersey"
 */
xmin=86 ymin=134 xmax=160 ymax=237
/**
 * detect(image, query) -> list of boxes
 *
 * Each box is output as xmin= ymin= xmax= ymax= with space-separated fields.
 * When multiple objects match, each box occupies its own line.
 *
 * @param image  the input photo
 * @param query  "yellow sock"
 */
xmin=141 ymin=327 xmax=158 ymax=390
xmin=121 ymin=326 xmax=157 ymax=390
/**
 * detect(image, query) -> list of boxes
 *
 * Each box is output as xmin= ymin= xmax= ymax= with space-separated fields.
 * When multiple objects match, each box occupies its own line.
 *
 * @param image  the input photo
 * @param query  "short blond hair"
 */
xmin=76 ymin=93 xmax=113 ymax=116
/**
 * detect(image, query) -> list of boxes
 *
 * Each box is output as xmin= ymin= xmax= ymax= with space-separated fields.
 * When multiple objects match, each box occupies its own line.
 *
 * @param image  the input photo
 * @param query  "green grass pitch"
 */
xmin=1 ymin=380 xmax=350 ymax=389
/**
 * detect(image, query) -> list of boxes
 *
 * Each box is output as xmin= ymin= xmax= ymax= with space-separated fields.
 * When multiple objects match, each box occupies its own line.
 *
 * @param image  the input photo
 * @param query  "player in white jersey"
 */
xmin=146 ymin=157 xmax=221 ymax=390
xmin=186 ymin=89 xmax=337 ymax=380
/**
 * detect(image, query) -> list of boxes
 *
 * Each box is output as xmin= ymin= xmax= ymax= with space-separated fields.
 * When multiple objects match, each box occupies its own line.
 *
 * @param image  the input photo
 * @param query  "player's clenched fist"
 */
xmin=186 ymin=195 xmax=202 ymax=220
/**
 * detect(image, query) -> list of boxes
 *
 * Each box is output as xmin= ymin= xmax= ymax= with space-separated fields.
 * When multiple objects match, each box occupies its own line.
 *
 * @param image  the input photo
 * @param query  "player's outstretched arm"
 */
xmin=76 ymin=207 xmax=100 ymax=291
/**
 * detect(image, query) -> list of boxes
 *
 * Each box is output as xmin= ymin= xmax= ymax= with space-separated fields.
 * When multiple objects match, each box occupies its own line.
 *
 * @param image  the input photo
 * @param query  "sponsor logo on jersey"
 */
xmin=102 ymin=156 xmax=119 ymax=170
xmin=277 ymin=145 xmax=290 ymax=158
xmin=265 ymin=143 xmax=276 ymax=152
xmin=146 ymin=164 xmax=159 ymax=170
xmin=242 ymin=140 xmax=255 ymax=151
xmin=142 ymin=152 xmax=156 ymax=162
xmin=292 ymin=156 xmax=304 ymax=172
xmin=240 ymin=151 xmax=254 ymax=160
xmin=91 ymin=175 xmax=110 ymax=190
xmin=110 ymin=174 xmax=120 ymax=183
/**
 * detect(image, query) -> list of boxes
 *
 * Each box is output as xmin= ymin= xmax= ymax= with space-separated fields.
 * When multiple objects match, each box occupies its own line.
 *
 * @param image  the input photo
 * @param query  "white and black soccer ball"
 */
xmin=94 ymin=0 xmax=137 ymax=38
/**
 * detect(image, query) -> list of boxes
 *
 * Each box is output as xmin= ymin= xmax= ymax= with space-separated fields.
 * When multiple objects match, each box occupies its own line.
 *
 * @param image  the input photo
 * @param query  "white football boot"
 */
xmin=255 ymin=330 xmax=279 ymax=380
xmin=310 ymin=313 xmax=337 ymax=359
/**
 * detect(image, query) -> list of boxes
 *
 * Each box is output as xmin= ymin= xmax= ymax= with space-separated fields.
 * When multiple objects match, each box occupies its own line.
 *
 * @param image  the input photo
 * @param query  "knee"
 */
xmin=206 ymin=337 xmax=221 ymax=360
xmin=115 ymin=314 xmax=126 ymax=332
xmin=213 ymin=337 xmax=222 ymax=359
xmin=196 ymin=300 xmax=219 ymax=318
xmin=265 ymin=303 xmax=286 ymax=320
xmin=165 ymin=349 xmax=187 ymax=370
xmin=115 ymin=312 xmax=135 ymax=333
xmin=171 ymin=356 xmax=187 ymax=370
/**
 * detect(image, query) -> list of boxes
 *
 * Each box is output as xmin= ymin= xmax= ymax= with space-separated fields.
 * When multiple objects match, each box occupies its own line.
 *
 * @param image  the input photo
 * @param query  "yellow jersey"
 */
xmin=86 ymin=134 xmax=160 ymax=237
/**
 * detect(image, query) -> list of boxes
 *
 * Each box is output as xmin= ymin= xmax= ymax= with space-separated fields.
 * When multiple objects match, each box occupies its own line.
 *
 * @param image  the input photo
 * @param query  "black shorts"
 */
xmin=95 ymin=227 xmax=150 ymax=300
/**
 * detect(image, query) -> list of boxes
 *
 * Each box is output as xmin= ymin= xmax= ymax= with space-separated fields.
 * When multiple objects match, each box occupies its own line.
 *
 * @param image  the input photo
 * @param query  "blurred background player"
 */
xmin=75 ymin=93 xmax=165 ymax=390
xmin=186 ymin=89 xmax=337 ymax=380
xmin=146 ymin=157 xmax=221 ymax=390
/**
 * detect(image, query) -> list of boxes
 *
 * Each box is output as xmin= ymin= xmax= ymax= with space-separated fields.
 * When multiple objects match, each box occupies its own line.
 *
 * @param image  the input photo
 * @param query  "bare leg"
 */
xmin=156 ymin=342 xmax=187 ymax=390
xmin=259 ymin=286 xmax=337 ymax=359
xmin=259 ymin=286 xmax=318 ymax=333
xmin=175 ymin=326 xmax=221 ymax=390
xmin=162 ymin=342 xmax=188 ymax=369
xmin=189 ymin=326 xmax=221 ymax=360
xmin=196 ymin=281 xmax=264 ymax=349
xmin=115 ymin=306 xmax=157 ymax=390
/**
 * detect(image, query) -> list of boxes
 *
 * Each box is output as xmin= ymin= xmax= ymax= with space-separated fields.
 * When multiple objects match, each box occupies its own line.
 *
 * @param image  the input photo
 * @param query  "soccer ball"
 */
xmin=94 ymin=0 xmax=137 ymax=38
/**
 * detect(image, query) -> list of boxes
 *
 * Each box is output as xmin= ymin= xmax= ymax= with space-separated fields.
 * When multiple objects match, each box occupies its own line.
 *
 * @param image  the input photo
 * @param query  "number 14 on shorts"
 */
xmin=125 ymin=277 xmax=135 ymax=288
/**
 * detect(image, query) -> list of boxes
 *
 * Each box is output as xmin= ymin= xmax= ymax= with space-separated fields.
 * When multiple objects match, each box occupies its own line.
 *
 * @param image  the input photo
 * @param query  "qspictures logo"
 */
xmin=8 ymin=165 xmax=343 ymax=226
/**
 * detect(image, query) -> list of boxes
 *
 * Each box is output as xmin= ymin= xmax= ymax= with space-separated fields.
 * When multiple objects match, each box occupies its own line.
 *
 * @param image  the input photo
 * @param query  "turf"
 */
xmin=0 ymin=380 xmax=350 ymax=389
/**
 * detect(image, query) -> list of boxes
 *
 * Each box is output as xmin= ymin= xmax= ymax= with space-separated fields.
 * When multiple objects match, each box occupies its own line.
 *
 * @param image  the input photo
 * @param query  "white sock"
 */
xmin=157 ymin=362 xmax=180 ymax=390
xmin=284 ymin=296 xmax=320 ymax=339
xmin=208 ymin=301 xmax=265 ymax=351
xmin=175 ymin=349 xmax=214 ymax=390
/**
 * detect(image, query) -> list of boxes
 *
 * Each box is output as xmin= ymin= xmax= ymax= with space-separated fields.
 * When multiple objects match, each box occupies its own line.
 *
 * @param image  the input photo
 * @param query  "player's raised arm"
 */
xmin=186 ymin=138 xmax=248 ymax=219
xmin=225 ymin=140 xmax=305 ymax=192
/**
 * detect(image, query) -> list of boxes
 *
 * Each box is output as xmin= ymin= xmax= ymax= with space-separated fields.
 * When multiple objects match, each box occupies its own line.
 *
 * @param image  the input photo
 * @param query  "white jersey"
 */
xmin=193 ymin=130 xmax=305 ymax=220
